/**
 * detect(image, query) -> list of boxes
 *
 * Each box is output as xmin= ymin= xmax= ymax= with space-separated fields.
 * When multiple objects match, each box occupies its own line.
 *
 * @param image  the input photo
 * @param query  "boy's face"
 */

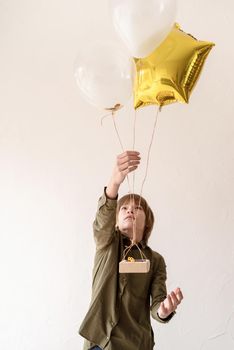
xmin=117 ymin=200 xmax=146 ymax=242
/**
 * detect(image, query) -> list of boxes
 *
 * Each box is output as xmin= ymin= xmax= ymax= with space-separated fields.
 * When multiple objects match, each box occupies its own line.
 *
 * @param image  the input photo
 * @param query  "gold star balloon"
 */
xmin=134 ymin=23 xmax=215 ymax=109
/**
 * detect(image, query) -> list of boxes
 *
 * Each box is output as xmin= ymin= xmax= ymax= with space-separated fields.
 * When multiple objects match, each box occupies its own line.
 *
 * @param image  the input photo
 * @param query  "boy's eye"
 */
xmin=135 ymin=205 xmax=142 ymax=210
xmin=121 ymin=206 xmax=127 ymax=210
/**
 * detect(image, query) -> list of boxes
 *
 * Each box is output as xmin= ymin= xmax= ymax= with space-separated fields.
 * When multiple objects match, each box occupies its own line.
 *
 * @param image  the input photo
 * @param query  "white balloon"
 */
xmin=74 ymin=41 xmax=135 ymax=110
xmin=109 ymin=0 xmax=177 ymax=58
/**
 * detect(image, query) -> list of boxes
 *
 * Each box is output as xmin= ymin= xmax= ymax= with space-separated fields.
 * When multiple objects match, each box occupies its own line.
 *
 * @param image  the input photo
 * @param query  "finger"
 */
xmin=117 ymin=153 xmax=141 ymax=165
xmin=170 ymin=291 xmax=179 ymax=308
xmin=120 ymin=166 xmax=138 ymax=178
xmin=175 ymin=288 xmax=184 ymax=303
xmin=127 ymin=166 xmax=138 ymax=174
xmin=118 ymin=151 xmax=140 ymax=159
xmin=117 ymin=156 xmax=141 ymax=167
xmin=117 ymin=156 xmax=140 ymax=171
xmin=166 ymin=294 xmax=173 ymax=311
xmin=118 ymin=160 xmax=140 ymax=172
xmin=122 ymin=165 xmax=138 ymax=176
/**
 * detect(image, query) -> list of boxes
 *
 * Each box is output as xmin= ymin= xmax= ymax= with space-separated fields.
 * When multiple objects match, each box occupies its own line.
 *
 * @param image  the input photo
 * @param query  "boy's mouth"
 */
xmin=124 ymin=215 xmax=135 ymax=221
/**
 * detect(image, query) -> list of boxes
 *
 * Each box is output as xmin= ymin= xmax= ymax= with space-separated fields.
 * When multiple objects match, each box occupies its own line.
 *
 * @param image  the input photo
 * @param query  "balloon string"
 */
xmin=122 ymin=242 xmax=135 ymax=260
xmin=131 ymin=109 xmax=137 ymax=243
xmin=135 ymin=242 xmax=147 ymax=260
xmin=132 ymin=108 xmax=137 ymax=194
xmin=133 ymin=105 xmax=161 ymax=243
xmin=111 ymin=111 xmax=125 ymax=152
xmin=101 ymin=109 xmax=132 ymax=194
xmin=102 ymin=108 xmax=143 ymax=260
xmin=111 ymin=106 xmax=161 ymax=261
xmin=139 ymin=106 xmax=161 ymax=198
xmin=101 ymin=103 xmax=123 ymax=126
xmin=100 ymin=112 xmax=112 ymax=126
xmin=122 ymin=241 xmax=147 ymax=261
xmin=111 ymin=111 xmax=132 ymax=196
xmin=111 ymin=109 xmax=140 ymax=254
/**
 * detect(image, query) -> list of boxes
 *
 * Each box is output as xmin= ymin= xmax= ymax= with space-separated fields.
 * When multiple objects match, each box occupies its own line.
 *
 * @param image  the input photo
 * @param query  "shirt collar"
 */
xmin=121 ymin=234 xmax=147 ymax=249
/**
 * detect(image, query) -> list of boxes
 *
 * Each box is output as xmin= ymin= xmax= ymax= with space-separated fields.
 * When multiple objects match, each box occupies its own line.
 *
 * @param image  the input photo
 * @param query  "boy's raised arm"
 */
xmin=93 ymin=151 xmax=141 ymax=250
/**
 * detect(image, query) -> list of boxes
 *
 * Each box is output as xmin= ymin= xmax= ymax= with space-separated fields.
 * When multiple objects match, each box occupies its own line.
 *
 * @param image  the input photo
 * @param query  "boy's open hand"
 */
xmin=157 ymin=288 xmax=183 ymax=319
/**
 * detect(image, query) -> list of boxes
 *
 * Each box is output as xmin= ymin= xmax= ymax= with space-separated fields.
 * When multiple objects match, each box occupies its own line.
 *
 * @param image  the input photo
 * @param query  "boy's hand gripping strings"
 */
xmin=106 ymin=150 xmax=141 ymax=200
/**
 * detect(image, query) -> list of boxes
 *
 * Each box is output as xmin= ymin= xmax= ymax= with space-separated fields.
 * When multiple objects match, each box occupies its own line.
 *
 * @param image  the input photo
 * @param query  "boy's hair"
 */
xmin=116 ymin=194 xmax=155 ymax=243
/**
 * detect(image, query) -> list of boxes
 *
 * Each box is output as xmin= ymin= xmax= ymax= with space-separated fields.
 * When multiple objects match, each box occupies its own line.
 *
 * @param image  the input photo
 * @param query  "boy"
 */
xmin=79 ymin=151 xmax=183 ymax=349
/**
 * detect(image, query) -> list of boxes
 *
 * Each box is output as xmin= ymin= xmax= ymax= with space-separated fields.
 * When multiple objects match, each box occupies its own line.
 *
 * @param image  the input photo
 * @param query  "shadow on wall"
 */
xmin=200 ymin=312 xmax=234 ymax=350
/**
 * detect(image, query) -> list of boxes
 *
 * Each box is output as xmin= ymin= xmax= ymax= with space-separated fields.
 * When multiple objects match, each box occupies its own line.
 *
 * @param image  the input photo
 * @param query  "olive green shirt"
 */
xmin=79 ymin=191 xmax=174 ymax=350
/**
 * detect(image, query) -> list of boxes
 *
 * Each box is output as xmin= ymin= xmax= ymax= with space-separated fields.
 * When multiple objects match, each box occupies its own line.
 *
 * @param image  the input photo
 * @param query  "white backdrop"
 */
xmin=0 ymin=0 xmax=234 ymax=349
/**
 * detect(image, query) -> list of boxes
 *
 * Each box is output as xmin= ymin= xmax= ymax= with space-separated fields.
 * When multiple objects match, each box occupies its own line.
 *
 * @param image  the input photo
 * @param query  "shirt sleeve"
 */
xmin=93 ymin=187 xmax=118 ymax=250
xmin=150 ymin=255 xmax=175 ymax=323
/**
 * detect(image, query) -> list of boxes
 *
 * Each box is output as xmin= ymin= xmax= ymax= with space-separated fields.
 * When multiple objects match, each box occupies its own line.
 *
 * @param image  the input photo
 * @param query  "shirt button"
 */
xmin=106 ymin=336 xmax=109 ymax=340
xmin=111 ymin=321 xmax=114 ymax=326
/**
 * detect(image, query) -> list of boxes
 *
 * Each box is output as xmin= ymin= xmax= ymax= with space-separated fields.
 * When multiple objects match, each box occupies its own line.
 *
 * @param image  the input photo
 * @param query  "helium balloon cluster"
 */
xmin=74 ymin=0 xmax=214 ymax=111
